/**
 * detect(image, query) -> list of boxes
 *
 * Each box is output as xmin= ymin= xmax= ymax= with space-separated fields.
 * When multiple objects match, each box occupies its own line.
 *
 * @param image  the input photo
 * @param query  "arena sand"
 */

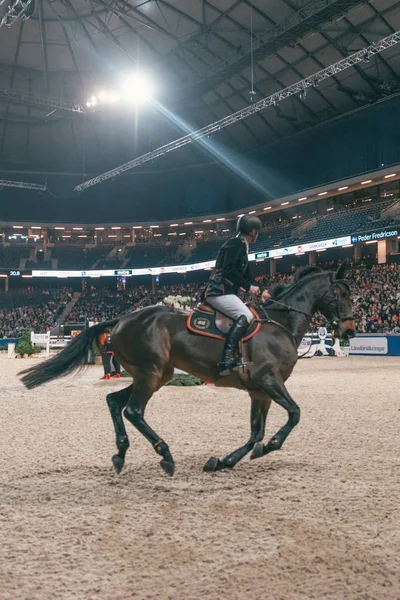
xmin=0 ymin=356 xmax=398 ymax=600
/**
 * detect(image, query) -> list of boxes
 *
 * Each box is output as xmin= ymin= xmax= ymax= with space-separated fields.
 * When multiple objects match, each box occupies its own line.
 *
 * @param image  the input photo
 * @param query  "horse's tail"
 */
xmin=20 ymin=319 xmax=120 ymax=389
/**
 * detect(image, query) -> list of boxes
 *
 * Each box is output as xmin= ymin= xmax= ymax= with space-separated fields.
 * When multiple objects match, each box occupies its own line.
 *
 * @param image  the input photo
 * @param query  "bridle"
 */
xmin=256 ymin=277 xmax=354 ymax=339
xmin=317 ymin=278 xmax=355 ymax=329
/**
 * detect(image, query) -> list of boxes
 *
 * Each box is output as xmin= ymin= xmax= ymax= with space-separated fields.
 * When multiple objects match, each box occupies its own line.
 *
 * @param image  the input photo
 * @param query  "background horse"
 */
xmin=21 ymin=264 xmax=355 ymax=476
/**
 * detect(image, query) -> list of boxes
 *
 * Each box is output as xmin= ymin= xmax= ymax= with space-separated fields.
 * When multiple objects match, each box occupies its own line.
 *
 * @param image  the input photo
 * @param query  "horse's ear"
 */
xmin=335 ymin=259 xmax=348 ymax=280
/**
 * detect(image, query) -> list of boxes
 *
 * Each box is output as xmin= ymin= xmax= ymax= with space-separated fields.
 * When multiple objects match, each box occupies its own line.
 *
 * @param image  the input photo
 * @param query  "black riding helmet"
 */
xmin=236 ymin=214 xmax=262 ymax=236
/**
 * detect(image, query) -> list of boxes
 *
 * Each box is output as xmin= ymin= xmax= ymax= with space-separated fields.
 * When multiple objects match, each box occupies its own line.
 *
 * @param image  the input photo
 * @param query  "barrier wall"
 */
xmin=300 ymin=333 xmax=400 ymax=357
xmin=0 ymin=338 xmax=18 ymax=349
xmin=349 ymin=334 xmax=400 ymax=356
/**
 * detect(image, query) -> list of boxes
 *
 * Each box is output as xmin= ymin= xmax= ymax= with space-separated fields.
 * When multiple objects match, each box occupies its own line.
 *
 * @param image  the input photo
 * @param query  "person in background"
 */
xmin=98 ymin=328 xmax=121 ymax=380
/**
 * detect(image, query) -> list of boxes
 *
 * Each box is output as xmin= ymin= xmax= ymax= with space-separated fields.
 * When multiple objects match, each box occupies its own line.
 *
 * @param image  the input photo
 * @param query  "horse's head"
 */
xmin=317 ymin=260 xmax=355 ymax=341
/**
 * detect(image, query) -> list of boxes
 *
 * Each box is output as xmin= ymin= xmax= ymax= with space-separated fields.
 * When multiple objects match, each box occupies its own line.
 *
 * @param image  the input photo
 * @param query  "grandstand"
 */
xmin=0 ymin=177 xmax=399 ymax=272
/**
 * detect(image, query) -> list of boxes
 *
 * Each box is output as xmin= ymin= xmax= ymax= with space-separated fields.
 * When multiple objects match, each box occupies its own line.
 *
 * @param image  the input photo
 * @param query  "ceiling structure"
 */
xmin=0 ymin=0 xmax=400 ymax=188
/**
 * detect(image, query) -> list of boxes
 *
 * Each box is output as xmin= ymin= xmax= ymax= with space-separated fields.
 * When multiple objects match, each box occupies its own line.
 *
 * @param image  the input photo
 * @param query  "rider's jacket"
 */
xmin=202 ymin=235 xmax=259 ymax=298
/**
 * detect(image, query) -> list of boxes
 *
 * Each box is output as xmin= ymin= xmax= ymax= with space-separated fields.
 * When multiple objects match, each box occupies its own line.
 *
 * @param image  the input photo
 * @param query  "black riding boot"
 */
xmin=219 ymin=315 xmax=249 ymax=376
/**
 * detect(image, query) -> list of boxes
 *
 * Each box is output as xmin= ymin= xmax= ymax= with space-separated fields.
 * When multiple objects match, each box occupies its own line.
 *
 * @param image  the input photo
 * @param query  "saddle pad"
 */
xmin=186 ymin=305 xmax=261 ymax=341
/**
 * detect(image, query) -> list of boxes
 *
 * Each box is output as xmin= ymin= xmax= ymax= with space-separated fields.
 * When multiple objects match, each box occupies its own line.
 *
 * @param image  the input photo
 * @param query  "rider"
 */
xmin=202 ymin=214 xmax=270 ymax=375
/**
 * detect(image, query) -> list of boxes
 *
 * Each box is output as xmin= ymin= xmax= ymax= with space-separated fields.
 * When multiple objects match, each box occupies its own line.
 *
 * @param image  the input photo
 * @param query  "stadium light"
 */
xmin=216 ymin=218 xmax=225 ymax=221
xmin=385 ymin=173 xmax=396 ymax=178
xmin=361 ymin=180 xmax=372 ymax=185
xmin=264 ymin=206 xmax=272 ymax=210
xmin=318 ymin=192 xmax=327 ymax=196
xmin=203 ymin=219 xmax=212 ymax=223
xmin=281 ymin=201 xmax=289 ymax=206
xmin=338 ymin=186 xmax=348 ymax=191
xmin=121 ymin=73 xmax=154 ymax=106
xmin=298 ymin=197 xmax=307 ymax=202
xmin=248 ymin=211 xmax=256 ymax=214
xmin=184 ymin=222 xmax=193 ymax=225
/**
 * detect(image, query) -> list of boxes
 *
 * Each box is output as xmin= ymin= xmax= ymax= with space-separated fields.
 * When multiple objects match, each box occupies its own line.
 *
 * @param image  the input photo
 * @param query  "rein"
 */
xmin=261 ymin=297 xmax=312 ymax=318
xmin=255 ymin=277 xmax=354 ymax=345
xmin=256 ymin=303 xmax=298 ymax=348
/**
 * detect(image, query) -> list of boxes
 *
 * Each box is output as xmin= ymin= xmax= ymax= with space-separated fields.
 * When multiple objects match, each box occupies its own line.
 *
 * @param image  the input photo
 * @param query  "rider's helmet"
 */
xmin=236 ymin=214 xmax=262 ymax=236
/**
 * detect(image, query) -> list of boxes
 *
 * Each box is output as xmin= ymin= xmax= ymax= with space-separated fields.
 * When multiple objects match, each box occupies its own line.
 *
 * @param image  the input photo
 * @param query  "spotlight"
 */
xmin=121 ymin=73 xmax=154 ymax=106
xmin=91 ymin=96 xmax=97 ymax=106
xmin=86 ymin=101 xmax=92 ymax=108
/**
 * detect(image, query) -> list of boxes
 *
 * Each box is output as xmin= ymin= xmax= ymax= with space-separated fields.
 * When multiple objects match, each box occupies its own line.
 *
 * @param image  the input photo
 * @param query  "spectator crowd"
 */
xmin=0 ymin=287 xmax=73 ymax=338
xmin=1 ymin=263 xmax=400 ymax=337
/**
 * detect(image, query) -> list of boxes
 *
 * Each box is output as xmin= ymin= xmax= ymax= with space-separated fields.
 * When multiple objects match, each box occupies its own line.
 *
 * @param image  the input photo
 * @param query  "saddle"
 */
xmin=186 ymin=303 xmax=261 ymax=341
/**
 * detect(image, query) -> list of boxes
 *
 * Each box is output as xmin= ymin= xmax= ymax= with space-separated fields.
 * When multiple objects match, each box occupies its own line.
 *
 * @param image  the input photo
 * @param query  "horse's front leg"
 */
xmin=203 ymin=391 xmax=271 ymax=472
xmin=250 ymin=369 xmax=300 ymax=460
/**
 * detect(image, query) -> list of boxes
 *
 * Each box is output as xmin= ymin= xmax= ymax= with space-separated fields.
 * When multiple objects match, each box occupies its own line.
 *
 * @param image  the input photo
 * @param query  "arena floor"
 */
xmin=0 ymin=356 xmax=399 ymax=600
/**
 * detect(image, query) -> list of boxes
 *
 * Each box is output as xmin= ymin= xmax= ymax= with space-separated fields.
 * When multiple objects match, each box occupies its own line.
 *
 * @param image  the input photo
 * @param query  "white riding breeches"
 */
xmin=206 ymin=295 xmax=253 ymax=324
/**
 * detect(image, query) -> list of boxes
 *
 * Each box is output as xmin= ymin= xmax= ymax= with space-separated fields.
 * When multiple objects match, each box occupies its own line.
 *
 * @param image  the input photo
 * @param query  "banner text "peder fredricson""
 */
xmin=356 ymin=230 xmax=398 ymax=242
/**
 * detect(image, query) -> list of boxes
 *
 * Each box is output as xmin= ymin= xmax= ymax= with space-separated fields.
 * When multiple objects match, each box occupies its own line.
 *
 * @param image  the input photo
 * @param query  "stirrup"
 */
xmin=219 ymin=358 xmax=253 ymax=376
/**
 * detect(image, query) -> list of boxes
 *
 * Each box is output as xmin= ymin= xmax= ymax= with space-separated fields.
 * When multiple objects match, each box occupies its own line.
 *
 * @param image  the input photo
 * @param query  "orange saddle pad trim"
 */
xmin=186 ymin=305 xmax=261 ymax=342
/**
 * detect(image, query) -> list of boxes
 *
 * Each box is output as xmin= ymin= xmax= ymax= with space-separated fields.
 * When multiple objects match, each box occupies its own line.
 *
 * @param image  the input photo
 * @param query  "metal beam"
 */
xmin=0 ymin=86 xmax=84 ymax=113
xmin=173 ymin=0 xmax=362 ymax=99
xmin=0 ymin=179 xmax=47 ymax=191
xmin=74 ymin=30 xmax=400 ymax=192
xmin=0 ymin=0 xmax=33 ymax=28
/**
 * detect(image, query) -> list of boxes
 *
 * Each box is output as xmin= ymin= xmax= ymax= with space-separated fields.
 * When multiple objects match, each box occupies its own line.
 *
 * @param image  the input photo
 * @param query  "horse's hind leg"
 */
xmin=123 ymin=368 xmax=175 ymax=476
xmin=106 ymin=384 xmax=133 ymax=473
xmin=204 ymin=391 xmax=271 ymax=472
xmin=251 ymin=369 xmax=300 ymax=460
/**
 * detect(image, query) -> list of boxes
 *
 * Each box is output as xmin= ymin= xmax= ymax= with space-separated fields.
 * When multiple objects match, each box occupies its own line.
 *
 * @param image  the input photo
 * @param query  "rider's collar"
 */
xmin=238 ymin=234 xmax=249 ymax=253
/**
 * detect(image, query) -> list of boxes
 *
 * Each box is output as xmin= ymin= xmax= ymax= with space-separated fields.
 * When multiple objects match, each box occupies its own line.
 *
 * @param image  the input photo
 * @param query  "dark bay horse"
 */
xmin=21 ymin=264 xmax=355 ymax=476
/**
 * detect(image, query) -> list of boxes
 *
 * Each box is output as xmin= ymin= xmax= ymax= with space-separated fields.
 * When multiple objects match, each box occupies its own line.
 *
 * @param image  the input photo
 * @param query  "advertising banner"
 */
xmin=351 ymin=228 xmax=399 ymax=244
xmin=349 ymin=337 xmax=388 ymax=355
xmin=31 ymin=235 xmax=351 ymax=278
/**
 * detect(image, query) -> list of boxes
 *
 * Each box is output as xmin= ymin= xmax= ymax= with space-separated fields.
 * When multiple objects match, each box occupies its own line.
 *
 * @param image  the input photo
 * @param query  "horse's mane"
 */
xmin=269 ymin=266 xmax=326 ymax=300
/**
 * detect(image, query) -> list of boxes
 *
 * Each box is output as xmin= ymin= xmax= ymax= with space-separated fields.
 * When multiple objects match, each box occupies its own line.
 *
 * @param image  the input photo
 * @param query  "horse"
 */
xmin=20 ymin=263 xmax=355 ymax=477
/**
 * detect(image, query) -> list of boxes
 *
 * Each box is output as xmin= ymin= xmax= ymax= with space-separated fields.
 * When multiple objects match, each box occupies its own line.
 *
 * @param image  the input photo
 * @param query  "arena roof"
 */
xmin=1 ymin=0 xmax=400 ymax=184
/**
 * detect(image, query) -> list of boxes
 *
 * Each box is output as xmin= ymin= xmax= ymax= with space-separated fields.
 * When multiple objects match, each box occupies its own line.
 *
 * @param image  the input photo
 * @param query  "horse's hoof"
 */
xmin=160 ymin=460 xmax=175 ymax=477
xmin=250 ymin=442 xmax=264 ymax=460
xmin=112 ymin=454 xmax=125 ymax=474
xmin=203 ymin=456 xmax=220 ymax=472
